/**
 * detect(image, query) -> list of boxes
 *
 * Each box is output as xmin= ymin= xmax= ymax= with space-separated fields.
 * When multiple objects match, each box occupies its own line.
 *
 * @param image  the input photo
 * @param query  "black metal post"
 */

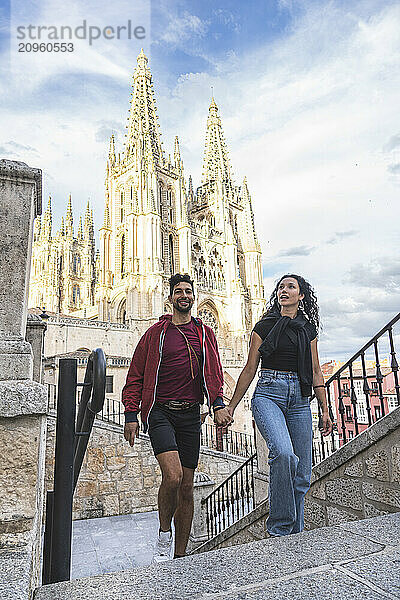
xmin=49 ymin=358 xmax=77 ymax=584
xmin=42 ymin=490 xmax=54 ymax=585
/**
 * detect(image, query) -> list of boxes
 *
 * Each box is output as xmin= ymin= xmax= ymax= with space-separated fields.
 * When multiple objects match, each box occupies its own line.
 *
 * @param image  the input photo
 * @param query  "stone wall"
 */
xmin=193 ymin=406 xmax=400 ymax=553
xmin=304 ymin=405 xmax=400 ymax=528
xmin=45 ymin=415 xmax=247 ymax=520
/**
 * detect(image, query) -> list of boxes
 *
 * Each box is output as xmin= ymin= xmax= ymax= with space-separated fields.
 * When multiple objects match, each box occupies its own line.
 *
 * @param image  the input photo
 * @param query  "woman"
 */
xmin=227 ymin=274 xmax=332 ymax=537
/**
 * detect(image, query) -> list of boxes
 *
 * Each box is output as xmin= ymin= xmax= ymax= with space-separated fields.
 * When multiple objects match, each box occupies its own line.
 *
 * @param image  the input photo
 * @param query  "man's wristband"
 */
xmin=213 ymin=405 xmax=225 ymax=412
xmin=125 ymin=411 xmax=138 ymax=423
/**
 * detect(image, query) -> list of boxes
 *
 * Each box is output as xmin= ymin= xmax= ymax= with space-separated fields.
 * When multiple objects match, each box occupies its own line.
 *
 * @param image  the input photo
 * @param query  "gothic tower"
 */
xmin=189 ymin=97 xmax=264 ymax=359
xmin=97 ymin=49 xmax=190 ymax=324
xmin=29 ymin=196 xmax=96 ymax=315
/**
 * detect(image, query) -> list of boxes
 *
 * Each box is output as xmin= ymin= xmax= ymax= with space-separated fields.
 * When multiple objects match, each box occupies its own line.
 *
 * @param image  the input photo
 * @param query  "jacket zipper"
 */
xmin=201 ymin=322 xmax=212 ymax=413
xmin=145 ymin=328 xmax=166 ymax=429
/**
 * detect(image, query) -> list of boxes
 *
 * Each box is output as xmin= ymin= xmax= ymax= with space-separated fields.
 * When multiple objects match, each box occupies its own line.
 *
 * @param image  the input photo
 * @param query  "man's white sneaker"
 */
xmin=152 ymin=529 xmax=173 ymax=563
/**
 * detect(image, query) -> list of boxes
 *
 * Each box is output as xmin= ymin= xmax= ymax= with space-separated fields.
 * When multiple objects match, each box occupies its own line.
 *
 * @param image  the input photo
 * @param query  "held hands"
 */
xmin=319 ymin=411 xmax=333 ymax=437
xmin=214 ymin=407 xmax=234 ymax=428
xmin=124 ymin=422 xmax=139 ymax=446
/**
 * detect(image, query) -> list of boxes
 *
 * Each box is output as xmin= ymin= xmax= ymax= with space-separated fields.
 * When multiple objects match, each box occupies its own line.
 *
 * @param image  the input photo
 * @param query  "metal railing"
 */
xmin=42 ymin=348 xmax=106 ymax=585
xmin=202 ymin=452 xmax=257 ymax=539
xmin=312 ymin=312 xmax=400 ymax=458
xmin=48 ymin=384 xmax=124 ymax=427
xmin=48 ymin=386 xmax=254 ymax=457
xmin=201 ymin=423 xmax=255 ymax=458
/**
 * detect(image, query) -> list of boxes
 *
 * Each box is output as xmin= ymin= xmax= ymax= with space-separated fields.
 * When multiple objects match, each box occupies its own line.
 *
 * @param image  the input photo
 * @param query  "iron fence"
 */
xmin=203 ymin=452 xmax=257 ymax=539
xmin=201 ymin=423 xmax=255 ymax=458
xmin=312 ymin=312 xmax=400 ymax=458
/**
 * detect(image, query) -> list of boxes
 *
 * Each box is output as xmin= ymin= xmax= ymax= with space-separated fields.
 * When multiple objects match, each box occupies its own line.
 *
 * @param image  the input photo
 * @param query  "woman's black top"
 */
xmin=253 ymin=317 xmax=317 ymax=372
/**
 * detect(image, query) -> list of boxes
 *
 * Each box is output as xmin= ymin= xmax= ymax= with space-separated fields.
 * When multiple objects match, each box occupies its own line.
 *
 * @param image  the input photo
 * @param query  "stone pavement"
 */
xmin=36 ymin=512 xmax=400 ymax=599
xmin=71 ymin=511 xmax=159 ymax=579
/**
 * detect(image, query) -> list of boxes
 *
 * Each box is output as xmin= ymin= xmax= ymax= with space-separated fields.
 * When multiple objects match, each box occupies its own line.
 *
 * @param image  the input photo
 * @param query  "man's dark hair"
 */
xmin=169 ymin=273 xmax=195 ymax=296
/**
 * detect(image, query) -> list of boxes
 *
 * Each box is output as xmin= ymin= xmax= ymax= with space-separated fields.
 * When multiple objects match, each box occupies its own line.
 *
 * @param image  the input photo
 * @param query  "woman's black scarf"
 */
xmin=257 ymin=308 xmax=313 ymax=397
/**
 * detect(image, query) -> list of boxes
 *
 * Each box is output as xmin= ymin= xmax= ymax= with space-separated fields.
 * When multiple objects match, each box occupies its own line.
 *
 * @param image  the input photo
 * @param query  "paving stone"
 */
xmin=0 ymin=547 xmax=31 ymax=600
xmin=338 ymin=512 xmax=400 ymax=546
xmin=344 ymin=548 xmax=400 ymax=596
xmin=218 ymin=569 xmax=386 ymax=600
xmin=98 ymin=554 xmax=134 ymax=575
xmin=35 ymin=525 xmax=385 ymax=600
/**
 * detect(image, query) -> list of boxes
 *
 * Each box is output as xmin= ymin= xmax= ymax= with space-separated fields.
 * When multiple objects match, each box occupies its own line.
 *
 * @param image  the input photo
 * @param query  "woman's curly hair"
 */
xmin=263 ymin=274 xmax=321 ymax=331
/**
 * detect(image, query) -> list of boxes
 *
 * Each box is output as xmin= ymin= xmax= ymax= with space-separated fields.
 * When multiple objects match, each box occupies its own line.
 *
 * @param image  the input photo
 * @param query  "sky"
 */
xmin=0 ymin=0 xmax=399 ymax=362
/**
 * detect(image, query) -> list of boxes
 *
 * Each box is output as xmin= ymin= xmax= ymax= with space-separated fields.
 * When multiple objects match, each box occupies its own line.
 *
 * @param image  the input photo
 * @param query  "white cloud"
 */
xmin=156 ymin=11 xmax=208 ymax=45
xmin=1 ymin=0 xmax=399 ymax=361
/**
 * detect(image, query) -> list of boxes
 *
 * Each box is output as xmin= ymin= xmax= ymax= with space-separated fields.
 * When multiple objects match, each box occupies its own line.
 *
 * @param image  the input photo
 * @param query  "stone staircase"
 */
xmin=34 ymin=512 xmax=400 ymax=600
xmin=193 ymin=406 xmax=400 ymax=554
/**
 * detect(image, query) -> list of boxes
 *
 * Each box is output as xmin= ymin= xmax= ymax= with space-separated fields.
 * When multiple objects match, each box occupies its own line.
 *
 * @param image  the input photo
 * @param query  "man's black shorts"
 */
xmin=148 ymin=403 xmax=201 ymax=470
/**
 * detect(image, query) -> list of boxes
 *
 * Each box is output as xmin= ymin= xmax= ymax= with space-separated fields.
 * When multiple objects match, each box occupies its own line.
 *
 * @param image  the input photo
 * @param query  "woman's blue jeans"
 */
xmin=252 ymin=369 xmax=313 ymax=537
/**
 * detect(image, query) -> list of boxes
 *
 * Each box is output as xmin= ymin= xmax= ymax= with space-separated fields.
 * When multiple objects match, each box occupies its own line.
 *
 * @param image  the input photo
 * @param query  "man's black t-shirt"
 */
xmin=253 ymin=318 xmax=317 ymax=372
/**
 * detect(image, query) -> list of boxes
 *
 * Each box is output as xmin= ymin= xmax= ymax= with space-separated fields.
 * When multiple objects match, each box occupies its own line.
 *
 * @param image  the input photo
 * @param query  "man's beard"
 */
xmin=173 ymin=299 xmax=193 ymax=313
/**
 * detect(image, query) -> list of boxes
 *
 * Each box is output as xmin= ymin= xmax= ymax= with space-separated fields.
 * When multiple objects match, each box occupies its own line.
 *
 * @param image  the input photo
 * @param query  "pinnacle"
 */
xmin=109 ymin=134 xmax=116 ymax=156
xmin=136 ymin=48 xmax=149 ymax=69
xmin=66 ymin=194 xmax=73 ymax=218
xmin=78 ymin=216 xmax=83 ymax=239
xmin=209 ymin=96 xmax=218 ymax=112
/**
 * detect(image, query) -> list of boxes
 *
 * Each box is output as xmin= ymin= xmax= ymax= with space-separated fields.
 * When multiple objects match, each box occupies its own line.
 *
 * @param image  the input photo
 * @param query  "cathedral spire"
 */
xmin=201 ymin=97 xmax=233 ymax=185
xmin=60 ymin=216 xmax=65 ymax=236
xmin=41 ymin=196 xmax=52 ymax=239
xmin=66 ymin=194 xmax=73 ymax=237
xmin=241 ymin=176 xmax=260 ymax=251
xmin=84 ymin=201 xmax=94 ymax=240
xmin=125 ymin=49 xmax=163 ymax=164
xmin=109 ymin=134 xmax=116 ymax=165
xmin=103 ymin=204 xmax=111 ymax=228
xmin=174 ymin=135 xmax=180 ymax=161
xmin=78 ymin=216 xmax=83 ymax=240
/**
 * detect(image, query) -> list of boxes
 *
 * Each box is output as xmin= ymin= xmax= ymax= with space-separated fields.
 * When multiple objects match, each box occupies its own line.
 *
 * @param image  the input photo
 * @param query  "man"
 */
xmin=122 ymin=273 xmax=232 ymax=561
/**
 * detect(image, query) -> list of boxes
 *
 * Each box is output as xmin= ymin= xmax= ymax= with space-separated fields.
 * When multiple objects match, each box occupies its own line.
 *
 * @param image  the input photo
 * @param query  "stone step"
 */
xmin=34 ymin=512 xmax=400 ymax=600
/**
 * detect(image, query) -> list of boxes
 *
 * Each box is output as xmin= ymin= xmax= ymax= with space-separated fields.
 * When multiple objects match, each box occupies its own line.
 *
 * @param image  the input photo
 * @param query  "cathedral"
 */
xmin=29 ymin=49 xmax=265 ymax=365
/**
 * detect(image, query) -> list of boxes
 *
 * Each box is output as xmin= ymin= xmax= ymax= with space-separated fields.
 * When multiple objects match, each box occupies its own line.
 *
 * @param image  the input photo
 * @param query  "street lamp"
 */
xmin=39 ymin=306 xmax=50 ymax=321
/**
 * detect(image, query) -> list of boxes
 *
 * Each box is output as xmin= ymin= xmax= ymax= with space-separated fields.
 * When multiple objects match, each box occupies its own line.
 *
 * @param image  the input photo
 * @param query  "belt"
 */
xmin=161 ymin=400 xmax=197 ymax=411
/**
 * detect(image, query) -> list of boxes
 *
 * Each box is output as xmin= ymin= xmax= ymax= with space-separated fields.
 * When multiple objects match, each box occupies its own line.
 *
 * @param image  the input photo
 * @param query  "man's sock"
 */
xmin=174 ymin=553 xmax=185 ymax=559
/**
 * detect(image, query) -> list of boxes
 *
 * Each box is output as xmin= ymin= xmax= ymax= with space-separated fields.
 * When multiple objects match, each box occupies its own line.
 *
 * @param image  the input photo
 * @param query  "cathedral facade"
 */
xmin=29 ymin=49 xmax=265 ymax=368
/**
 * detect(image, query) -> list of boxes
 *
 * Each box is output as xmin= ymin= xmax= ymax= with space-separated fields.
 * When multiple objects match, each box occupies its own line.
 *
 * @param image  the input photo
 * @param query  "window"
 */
xmin=120 ymin=191 xmax=124 ymax=222
xmin=387 ymin=396 xmax=398 ymax=413
xmin=371 ymin=381 xmax=378 ymax=393
xmin=357 ymin=399 xmax=368 ymax=424
xmin=121 ymin=234 xmax=125 ymax=274
xmin=354 ymin=380 xmax=363 ymax=397
xmin=169 ymin=235 xmax=174 ymax=274
xmin=342 ymin=383 xmax=350 ymax=395
xmin=106 ymin=375 xmax=113 ymax=393
xmin=375 ymin=406 xmax=382 ymax=420
xmin=345 ymin=405 xmax=352 ymax=421
xmin=73 ymin=254 xmax=80 ymax=274
xmin=72 ymin=285 xmax=80 ymax=304
xmin=348 ymin=430 xmax=354 ymax=440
